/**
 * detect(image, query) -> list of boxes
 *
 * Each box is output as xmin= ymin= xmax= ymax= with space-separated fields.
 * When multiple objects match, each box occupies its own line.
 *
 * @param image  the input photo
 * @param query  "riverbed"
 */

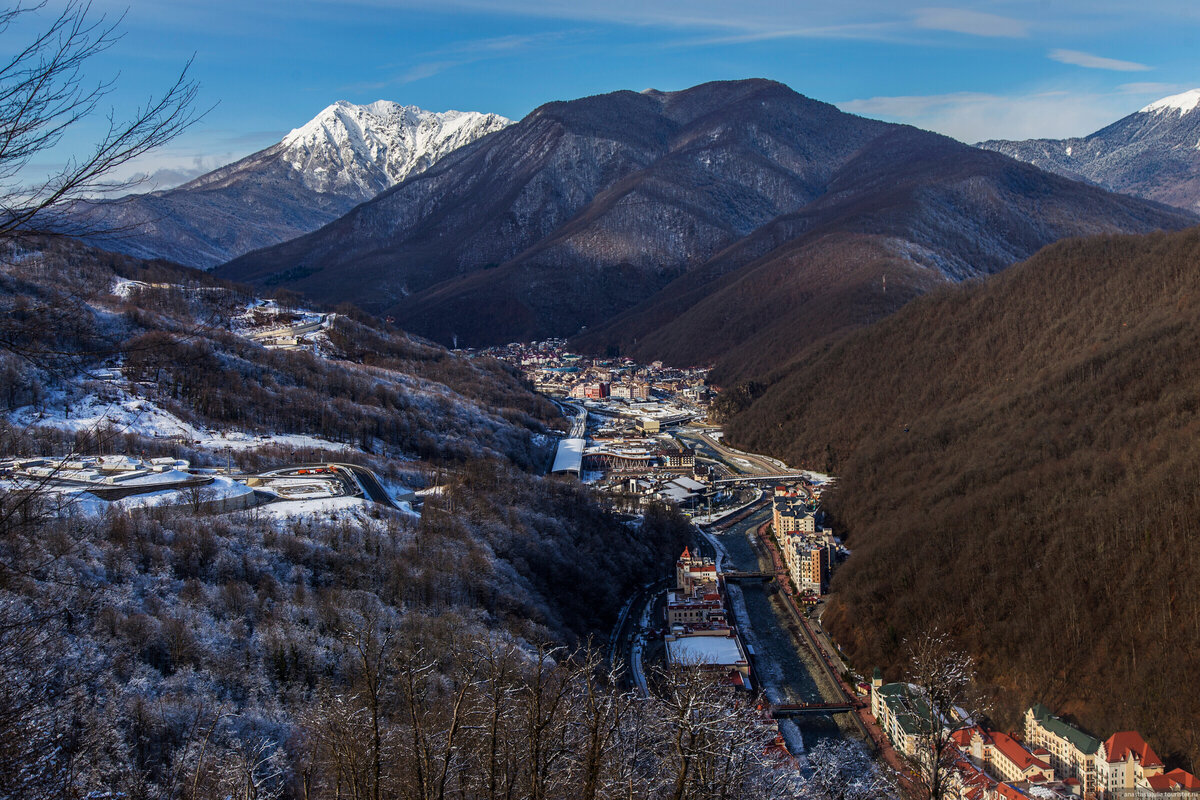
xmin=700 ymin=506 xmax=855 ymax=758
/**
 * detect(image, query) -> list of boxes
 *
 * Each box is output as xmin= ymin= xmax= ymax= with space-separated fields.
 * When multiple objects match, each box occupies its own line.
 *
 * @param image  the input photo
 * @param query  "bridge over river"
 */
xmin=771 ymin=701 xmax=858 ymax=717
xmin=699 ymin=505 xmax=873 ymax=754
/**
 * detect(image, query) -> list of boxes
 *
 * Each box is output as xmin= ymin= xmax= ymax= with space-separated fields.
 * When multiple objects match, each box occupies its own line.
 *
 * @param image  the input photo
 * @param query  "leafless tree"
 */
xmin=801 ymin=739 xmax=897 ymax=800
xmin=0 ymin=1 xmax=201 ymax=243
xmin=649 ymin=662 xmax=795 ymax=800
xmin=213 ymin=733 xmax=287 ymax=800
xmin=562 ymin=643 xmax=635 ymax=800
xmin=903 ymin=630 xmax=978 ymax=800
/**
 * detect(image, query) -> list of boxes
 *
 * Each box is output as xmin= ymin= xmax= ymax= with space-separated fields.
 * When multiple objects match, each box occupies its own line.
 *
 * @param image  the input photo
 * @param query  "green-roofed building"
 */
xmin=871 ymin=679 xmax=938 ymax=758
xmin=1025 ymin=703 xmax=1101 ymax=796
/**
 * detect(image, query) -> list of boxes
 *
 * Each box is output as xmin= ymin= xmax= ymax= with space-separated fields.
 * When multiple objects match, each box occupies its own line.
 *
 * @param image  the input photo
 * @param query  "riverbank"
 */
xmin=700 ymin=507 xmax=865 ymax=757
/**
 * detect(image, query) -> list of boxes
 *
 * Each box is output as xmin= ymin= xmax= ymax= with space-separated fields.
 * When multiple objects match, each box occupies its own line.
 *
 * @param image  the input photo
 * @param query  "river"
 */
xmin=698 ymin=505 xmax=854 ymax=759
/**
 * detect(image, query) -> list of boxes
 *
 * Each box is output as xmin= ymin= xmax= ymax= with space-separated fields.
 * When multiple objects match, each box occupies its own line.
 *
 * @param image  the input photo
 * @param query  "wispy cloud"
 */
xmin=911 ymin=7 xmax=1028 ymax=38
xmin=1117 ymin=81 xmax=1184 ymax=95
xmin=342 ymin=30 xmax=575 ymax=92
xmin=344 ymin=60 xmax=465 ymax=91
xmin=1048 ymin=49 xmax=1150 ymax=72
xmin=453 ymin=32 xmax=571 ymax=52
xmin=841 ymin=87 xmax=1163 ymax=142
xmin=667 ymin=21 xmax=903 ymax=47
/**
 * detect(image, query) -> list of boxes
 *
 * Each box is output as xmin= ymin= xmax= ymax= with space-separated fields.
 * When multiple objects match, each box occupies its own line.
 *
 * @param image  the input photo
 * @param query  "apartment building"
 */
xmin=871 ymin=671 xmax=936 ymax=759
xmin=1025 ymin=704 xmax=1101 ymax=796
xmin=1097 ymin=732 xmax=1165 ymax=798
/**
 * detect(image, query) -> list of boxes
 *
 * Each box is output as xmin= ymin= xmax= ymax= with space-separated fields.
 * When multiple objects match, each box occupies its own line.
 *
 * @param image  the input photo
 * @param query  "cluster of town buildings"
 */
xmin=869 ymin=675 xmax=1199 ymax=800
xmin=481 ymin=339 xmax=712 ymax=405
xmin=663 ymin=547 xmax=752 ymax=690
xmin=771 ymin=483 xmax=840 ymax=599
xmin=515 ymin=341 xmax=750 ymax=514
xmin=568 ymin=379 xmax=650 ymax=400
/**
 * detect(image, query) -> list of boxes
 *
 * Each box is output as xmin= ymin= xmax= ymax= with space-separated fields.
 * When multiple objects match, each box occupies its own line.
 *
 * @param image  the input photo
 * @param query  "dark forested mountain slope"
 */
xmin=216 ymin=79 xmax=895 ymax=342
xmin=723 ymin=225 xmax=1200 ymax=767
xmin=578 ymin=127 xmax=1193 ymax=381
xmin=219 ymin=79 xmax=1193 ymax=357
xmin=979 ymin=89 xmax=1200 ymax=213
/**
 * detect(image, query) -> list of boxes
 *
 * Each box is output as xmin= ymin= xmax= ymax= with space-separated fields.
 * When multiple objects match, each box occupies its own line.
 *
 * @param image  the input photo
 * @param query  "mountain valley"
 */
xmin=216 ymin=80 xmax=1195 ymax=369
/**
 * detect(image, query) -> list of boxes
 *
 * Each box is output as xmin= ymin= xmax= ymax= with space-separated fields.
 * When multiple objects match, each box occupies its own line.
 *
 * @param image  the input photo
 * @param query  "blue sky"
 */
xmin=12 ymin=0 xmax=1200 ymax=188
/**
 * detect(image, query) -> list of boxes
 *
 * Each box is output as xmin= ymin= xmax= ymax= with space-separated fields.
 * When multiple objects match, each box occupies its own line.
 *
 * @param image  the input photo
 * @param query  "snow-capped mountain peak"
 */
xmin=73 ymin=99 xmax=511 ymax=269
xmin=1139 ymin=88 xmax=1200 ymax=116
xmin=278 ymin=100 xmax=512 ymax=197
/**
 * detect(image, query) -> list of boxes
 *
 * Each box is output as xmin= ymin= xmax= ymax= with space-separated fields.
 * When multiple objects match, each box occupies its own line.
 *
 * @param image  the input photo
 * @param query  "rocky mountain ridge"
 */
xmin=216 ymin=79 xmax=1195 ymax=366
xmin=70 ymin=101 xmax=510 ymax=267
xmin=978 ymin=88 xmax=1200 ymax=213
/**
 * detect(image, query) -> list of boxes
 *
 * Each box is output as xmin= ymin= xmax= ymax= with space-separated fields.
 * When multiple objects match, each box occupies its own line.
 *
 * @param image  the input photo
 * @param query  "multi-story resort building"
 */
xmin=1025 ymin=704 xmax=1102 ymax=796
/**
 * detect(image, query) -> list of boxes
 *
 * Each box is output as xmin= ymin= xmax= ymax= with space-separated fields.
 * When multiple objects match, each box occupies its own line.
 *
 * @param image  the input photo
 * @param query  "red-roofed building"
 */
xmin=1098 ymin=732 xmax=1165 ymax=798
xmin=995 ymin=782 xmax=1028 ymax=800
xmin=946 ymin=753 xmax=999 ymax=800
xmin=955 ymin=726 xmax=1056 ymax=785
xmin=1146 ymin=768 xmax=1200 ymax=798
xmin=675 ymin=548 xmax=718 ymax=595
xmin=989 ymin=731 xmax=1055 ymax=783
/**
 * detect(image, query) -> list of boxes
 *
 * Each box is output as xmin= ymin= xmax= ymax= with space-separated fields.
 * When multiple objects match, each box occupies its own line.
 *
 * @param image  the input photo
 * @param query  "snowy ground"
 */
xmin=800 ymin=470 xmax=835 ymax=486
xmin=10 ymin=387 xmax=351 ymax=455
xmin=230 ymin=299 xmax=324 ymax=336
xmin=251 ymin=496 xmax=373 ymax=519
xmin=246 ymin=495 xmax=417 ymax=522
xmin=18 ymin=475 xmax=255 ymax=516
xmin=691 ymin=489 xmax=763 ymax=526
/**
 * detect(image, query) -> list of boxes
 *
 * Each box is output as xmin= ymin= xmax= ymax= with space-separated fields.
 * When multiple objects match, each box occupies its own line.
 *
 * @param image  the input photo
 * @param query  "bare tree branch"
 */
xmin=0 ymin=1 xmax=203 ymax=243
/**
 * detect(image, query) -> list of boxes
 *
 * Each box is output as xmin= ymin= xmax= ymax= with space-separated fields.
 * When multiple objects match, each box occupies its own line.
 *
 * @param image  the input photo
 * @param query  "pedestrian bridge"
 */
xmin=711 ymin=473 xmax=811 ymax=485
xmin=770 ymin=702 xmax=856 ymax=716
xmin=721 ymin=571 xmax=775 ymax=582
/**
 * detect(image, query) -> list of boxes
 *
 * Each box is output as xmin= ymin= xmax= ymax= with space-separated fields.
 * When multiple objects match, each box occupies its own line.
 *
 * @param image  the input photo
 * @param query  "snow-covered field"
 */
xmin=247 ymin=494 xmax=418 ymax=522
xmin=251 ymin=495 xmax=372 ymax=519
xmin=10 ymin=387 xmax=350 ymax=455
xmin=14 ymin=475 xmax=255 ymax=516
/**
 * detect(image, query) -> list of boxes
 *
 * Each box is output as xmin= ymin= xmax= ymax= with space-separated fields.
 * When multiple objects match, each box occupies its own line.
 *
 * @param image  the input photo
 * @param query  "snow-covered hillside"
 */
xmin=1139 ymin=88 xmax=1200 ymax=115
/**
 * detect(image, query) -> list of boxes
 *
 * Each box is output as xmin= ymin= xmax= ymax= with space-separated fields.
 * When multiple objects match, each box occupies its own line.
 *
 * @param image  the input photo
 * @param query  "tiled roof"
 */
xmin=1147 ymin=769 xmax=1200 ymax=793
xmin=1029 ymin=703 xmax=1100 ymax=755
xmin=995 ymin=783 xmax=1027 ymax=800
xmin=1103 ymin=732 xmax=1164 ymax=768
xmin=991 ymin=731 xmax=1051 ymax=774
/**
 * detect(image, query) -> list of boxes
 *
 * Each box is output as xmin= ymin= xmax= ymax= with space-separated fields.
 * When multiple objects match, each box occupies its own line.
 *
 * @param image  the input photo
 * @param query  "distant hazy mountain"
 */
xmin=71 ymin=101 xmax=511 ymax=267
xmin=978 ymin=89 xmax=1200 ymax=213
xmin=218 ymin=79 xmax=1193 ymax=360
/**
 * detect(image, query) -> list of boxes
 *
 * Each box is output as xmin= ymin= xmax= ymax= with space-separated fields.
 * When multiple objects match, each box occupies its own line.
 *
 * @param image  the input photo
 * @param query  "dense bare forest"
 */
xmin=723 ymin=226 xmax=1200 ymax=768
xmin=1 ymin=241 xmax=756 ymax=796
xmin=0 ymin=441 xmax=718 ymax=797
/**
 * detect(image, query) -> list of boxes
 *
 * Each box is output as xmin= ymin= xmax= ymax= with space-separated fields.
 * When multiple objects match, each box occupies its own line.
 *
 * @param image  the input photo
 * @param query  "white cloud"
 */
xmin=80 ymin=127 xmax=283 ymax=193
xmin=1116 ymin=81 xmax=1185 ymax=95
xmin=911 ymin=7 xmax=1028 ymax=38
xmin=1049 ymin=49 xmax=1150 ymax=72
xmin=841 ymin=88 xmax=1161 ymax=142
xmin=668 ymin=22 xmax=902 ymax=47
